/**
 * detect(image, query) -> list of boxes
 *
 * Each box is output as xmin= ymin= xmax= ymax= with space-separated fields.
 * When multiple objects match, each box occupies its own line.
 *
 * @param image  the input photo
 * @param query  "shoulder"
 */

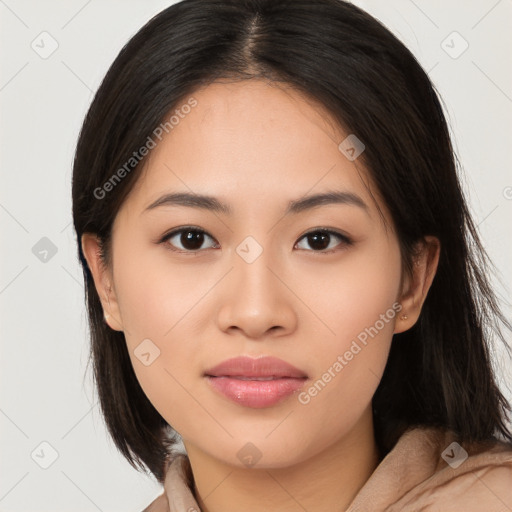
xmin=349 ymin=427 xmax=512 ymax=511
xmin=402 ymin=431 xmax=512 ymax=511
xmin=411 ymin=461 xmax=512 ymax=511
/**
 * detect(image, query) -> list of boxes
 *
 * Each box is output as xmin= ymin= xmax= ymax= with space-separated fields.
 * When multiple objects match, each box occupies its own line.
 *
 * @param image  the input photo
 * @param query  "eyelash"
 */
xmin=158 ymin=226 xmax=353 ymax=255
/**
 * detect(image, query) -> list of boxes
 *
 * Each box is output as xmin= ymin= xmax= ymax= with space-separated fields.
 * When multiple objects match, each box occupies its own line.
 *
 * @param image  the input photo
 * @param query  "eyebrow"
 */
xmin=143 ymin=190 xmax=369 ymax=216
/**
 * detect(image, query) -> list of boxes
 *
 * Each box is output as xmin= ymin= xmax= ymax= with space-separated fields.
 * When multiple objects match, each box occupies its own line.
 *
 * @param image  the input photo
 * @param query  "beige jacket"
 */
xmin=143 ymin=427 xmax=512 ymax=511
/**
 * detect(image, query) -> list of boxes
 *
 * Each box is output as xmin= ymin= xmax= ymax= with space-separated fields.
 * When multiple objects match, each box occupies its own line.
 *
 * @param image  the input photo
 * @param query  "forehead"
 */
xmin=118 ymin=79 xmax=383 ymax=221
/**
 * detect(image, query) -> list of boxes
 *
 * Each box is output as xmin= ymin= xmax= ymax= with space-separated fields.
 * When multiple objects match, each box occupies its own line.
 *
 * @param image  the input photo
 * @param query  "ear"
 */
xmin=81 ymin=233 xmax=124 ymax=331
xmin=394 ymin=235 xmax=440 ymax=334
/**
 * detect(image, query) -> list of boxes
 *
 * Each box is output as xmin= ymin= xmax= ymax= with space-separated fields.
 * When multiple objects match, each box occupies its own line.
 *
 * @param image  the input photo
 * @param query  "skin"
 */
xmin=82 ymin=79 xmax=440 ymax=512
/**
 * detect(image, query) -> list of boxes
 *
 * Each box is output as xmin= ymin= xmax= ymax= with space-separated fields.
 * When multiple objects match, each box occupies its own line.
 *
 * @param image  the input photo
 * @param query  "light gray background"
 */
xmin=1 ymin=1 xmax=511 ymax=511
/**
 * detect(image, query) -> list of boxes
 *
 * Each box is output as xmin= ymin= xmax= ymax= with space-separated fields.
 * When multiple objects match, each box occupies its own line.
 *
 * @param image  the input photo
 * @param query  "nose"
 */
xmin=216 ymin=248 xmax=298 ymax=340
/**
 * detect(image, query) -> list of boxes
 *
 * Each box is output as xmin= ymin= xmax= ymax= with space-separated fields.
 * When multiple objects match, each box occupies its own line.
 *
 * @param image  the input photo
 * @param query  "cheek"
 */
xmin=112 ymin=248 xmax=218 ymax=432
xmin=113 ymin=240 xmax=201 ymax=337
xmin=297 ymin=234 xmax=402 ymax=350
xmin=293 ymin=239 xmax=402 ymax=422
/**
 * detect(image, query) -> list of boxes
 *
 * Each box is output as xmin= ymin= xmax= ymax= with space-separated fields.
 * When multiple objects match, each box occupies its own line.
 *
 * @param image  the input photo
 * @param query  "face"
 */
xmin=84 ymin=79 xmax=420 ymax=469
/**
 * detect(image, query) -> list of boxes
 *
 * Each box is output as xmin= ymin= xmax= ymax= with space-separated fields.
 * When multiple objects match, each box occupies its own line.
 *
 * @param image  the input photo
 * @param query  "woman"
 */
xmin=72 ymin=0 xmax=512 ymax=510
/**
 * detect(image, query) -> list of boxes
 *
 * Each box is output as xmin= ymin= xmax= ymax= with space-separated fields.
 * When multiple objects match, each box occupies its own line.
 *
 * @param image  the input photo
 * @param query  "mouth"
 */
xmin=217 ymin=376 xmax=291 ymax=380
xmin=204 ymin=356 xmax=308 ymax=408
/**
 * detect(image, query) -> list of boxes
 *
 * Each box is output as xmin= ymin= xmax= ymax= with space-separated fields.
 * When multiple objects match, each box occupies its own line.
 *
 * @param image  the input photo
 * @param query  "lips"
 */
xmin=204 ymin=356 xmax=308 ymax=408
xmin=204 ymin=356 xmax=308 ymax=379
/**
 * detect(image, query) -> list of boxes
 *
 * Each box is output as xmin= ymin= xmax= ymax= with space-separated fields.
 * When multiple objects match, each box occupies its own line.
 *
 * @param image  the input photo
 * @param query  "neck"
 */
xmin=184 ymin=407 xmax=380 ymax=512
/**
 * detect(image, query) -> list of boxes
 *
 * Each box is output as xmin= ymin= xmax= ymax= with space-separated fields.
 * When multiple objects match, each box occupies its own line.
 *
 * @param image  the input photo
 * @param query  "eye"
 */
xmin=160 ymin=227 xmax=219 ymax=253
xmin=159 ymin=227 xmax=352 ymax=254
xmin=295 ymin=229 xmax=352 ymax=254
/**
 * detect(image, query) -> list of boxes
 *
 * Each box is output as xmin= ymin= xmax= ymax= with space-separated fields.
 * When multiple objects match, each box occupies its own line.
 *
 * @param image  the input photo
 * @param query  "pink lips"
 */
xmin=204 ymin=356 xmax=308 ymax=408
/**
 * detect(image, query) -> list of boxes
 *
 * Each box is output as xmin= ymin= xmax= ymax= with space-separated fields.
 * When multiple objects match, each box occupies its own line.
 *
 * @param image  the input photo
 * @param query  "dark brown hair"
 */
xmin=72 ymin=0 xmax=512 ymax=483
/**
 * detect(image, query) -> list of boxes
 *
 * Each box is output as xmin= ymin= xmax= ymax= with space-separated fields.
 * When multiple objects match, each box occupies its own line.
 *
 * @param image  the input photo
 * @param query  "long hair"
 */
xmin=72 ymin=0 xmax=512 ymax=483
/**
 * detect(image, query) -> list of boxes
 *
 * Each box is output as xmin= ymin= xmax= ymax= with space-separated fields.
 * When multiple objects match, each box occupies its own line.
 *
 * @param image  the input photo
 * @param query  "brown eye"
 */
xmin=161 ymin=227 xmax=218 ymax=252
xmin=295 ymin=229 xmax=352 ymax=253
xmin=160 ymin=227 xmax=352 ymax=254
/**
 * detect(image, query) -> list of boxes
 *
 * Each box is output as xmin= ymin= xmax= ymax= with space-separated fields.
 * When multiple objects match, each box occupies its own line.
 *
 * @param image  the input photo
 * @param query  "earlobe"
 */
xmin=394 ymin=236 xmax=440 ymax=334
xmin=81 ymin=233 xmax=124 ymax=331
